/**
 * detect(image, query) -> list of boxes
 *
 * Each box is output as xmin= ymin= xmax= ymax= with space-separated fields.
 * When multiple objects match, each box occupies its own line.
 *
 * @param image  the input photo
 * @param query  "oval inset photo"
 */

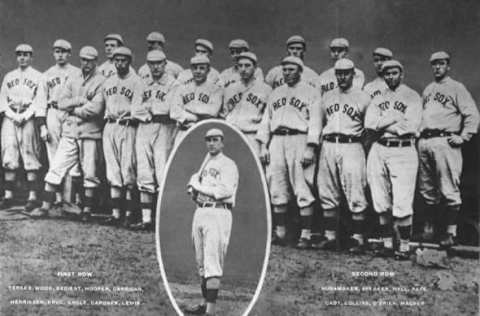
xmin=156 ymin=119 xmax=271 ymax=316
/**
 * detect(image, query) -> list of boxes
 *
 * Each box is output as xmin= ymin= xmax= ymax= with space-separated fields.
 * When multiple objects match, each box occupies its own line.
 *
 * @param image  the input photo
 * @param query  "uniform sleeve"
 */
xmin=196 ymin=160 xmax=239 ymax=201
xmin=131 ymin=84 xmax=151 ymax=122
xmin=456 ymin=83 xmax=480 ymax=138
xmin=169 ymin=85 xmax=198 ymax=123
xmin=57 ymin=78 xmax=78 ymax=111
xmin=392 ymin=92 xmax=423 ymax=136
xmin=364 ymin=97 xmax=382 ymax=131
xmin=264 ymin=68 xmax=275 ymax=88
xmin=307 ymin=91 xmax=324 ymax=145
xmin=256 ymin=93 xmax=273 ymax=144
xmin=73 ymin=78 xmax=106 ymax=119
xmin=188 ymin=85 xmax=223 ymax=118
xmin=32 ymin=74 xmax=48 ymax=118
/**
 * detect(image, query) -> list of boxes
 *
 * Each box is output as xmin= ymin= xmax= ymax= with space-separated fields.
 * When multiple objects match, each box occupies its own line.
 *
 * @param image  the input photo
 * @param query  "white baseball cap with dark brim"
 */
xmin=229 ymin=39 xmax=249 ymax=49
xmin=147 ymin=32 xmax=165 ymax=44
xmin=190 ymin=54 xmax=210 ymax=65
xmin=382 ymin=60 xmax=404 ymax=72
xmin=15 ymin=44 xmax=33 ymax=53
xmin=237 ymin=52 xmax=257 ymax=64
xmin=53 ymin=39 xmax=72 ymax=51
xmin=79 ymin=46 xmax=98 ymax=60
xmin=329 ymin=38 xmax=349 ymax=48
xmin=205 ymin=128 xmax=224 ymax=139
xmin=195 ymin=38 xmax=214 ymax=52
xmin=112 ymin=47 xmax=132 ymax=58
xmin=104 ymin=33 xmax=124 ymax=45
xmin=281 ymin=56 xmax=304 ymax=70
xmin=373 ymin=47 xmax=393 ymax=58
xmin=147 ymin=50 xmax=166 ymax=62
xmin=334 ymin=58 xmax=355 ymax=70
xmin=430 ymin=51 xmax=450 ymax=63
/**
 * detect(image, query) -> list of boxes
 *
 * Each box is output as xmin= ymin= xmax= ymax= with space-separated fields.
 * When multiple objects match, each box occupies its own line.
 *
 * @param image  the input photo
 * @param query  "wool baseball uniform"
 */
xmin=220 ymin=66 xmax=264 ymax=88
xmin=138 ymin=60 xmax=183 ymax=80
xmin=221 ymin=76 xmax=271 ymax=154
xmin=365 ymin=83 xmax=422 ymax=219
xmin=0 ymin=65 xmax=47 ymax=171
xmin=177 ymin=66 xmax=223 ymax=86
xmin=363 ymin=77 xmax=388 ymax=99
xmin=98 ymin=60 xmax=136 ymax=79
xmin=133 ymin=72 xmax=179 ymax=193
xmin=44 ymin=69 xmax=106 ymax=189
xmin=102 ymin=71 xmax=145 ymax=188
xmin=265 ymin=64 xmax=318 ymax=89
xmin=318 ymin=67 xmax=365 ymax=95
xmin=256 ymin=80 xmax=320 ymax=208
xmin=189 ymin=151 xmax=239 ymax=278
xmin=44 ymin=63 xmax=81 ymax=162
xmin=419 ymin=76 xmax=479 ymax=207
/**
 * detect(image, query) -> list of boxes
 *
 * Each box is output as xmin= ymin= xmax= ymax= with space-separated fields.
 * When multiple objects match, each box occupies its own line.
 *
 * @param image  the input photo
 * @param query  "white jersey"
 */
xmin=220 ymin=66 xmax=264 ymax=88
xmin=317 ymin=67 xmax=365 ymax=95
xmin=137 ymin=60 xmax=183 ymax=81
xmin=98 ymin=60 xmax=136 ymax=79
xmin=363 ymin=76 xmax=387 ymax=99
xmin=102 ymin=71 xmax=145 ymax=120
xmin=177 ymin=67 xmax=223 ymax=86
xmin=265 ymin=64 xmax=319 ymax=89
xmin=44 ymin=64 xmax=81 ymax=105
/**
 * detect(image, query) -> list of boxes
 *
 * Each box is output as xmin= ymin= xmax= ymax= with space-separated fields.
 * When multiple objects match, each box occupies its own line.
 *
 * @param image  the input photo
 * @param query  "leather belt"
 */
xmin=273 ymin=128 xmax=306 ymax=136
xmin=197 ymin=201 xmax=232 ymax=210
xmin=323 ymin=134 xmax=361 ymax=143
xmin=151 ymin=115 xmax=175 ymax=124
xmin=378 ymin=138 xmax=414 ymax=147
xmin=420 ymin=129 xmax=457 ymax=138
xmin=106 ymin=118 xmax=138 ymax=127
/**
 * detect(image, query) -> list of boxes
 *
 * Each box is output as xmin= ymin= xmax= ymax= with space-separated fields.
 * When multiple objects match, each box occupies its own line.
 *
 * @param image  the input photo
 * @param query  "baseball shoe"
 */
xmin=24 ymin=200 xmax=41 ymax=213
xmin=183 ymin=303 xmax=207 ymax=315
xmin=271 ymin=234 xmax=287 ymax=247
xmin=0 ymin=198 xmax=13 ymax=210
xmin=394 ymin=250 xmax=411 ymax=261
xmin=29 ymin=207 xmax=49 ymax=218
xmin=373 ymin=247 xmax=394 ymax=258
xmin=130 ymin=222 xmax=154 ymax=231
xmin=348 ymin=239 xmax=366 ymax=254
xmin=314 ymin=238 xmax=337 ymax=251
xmin=439 ymin=234 xmax=458 ymax=249
xmin=296 ymin=237 xmax=311 ymax=250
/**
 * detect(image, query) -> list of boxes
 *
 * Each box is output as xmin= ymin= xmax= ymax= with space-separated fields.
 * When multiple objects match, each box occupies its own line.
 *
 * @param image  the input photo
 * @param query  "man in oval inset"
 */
xmin=184 ymin=128 xmax=239 ymax=316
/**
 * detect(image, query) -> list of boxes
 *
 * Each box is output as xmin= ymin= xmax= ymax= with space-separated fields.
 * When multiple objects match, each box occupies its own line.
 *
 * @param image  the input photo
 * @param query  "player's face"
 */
xmin=287 ymin=44 xmax=305 ymax=59
xmin=114 ymin=55 xmax=131 ymax=75
xmin=147 ymin=41 xmax=163 ymax=51
xmin=205 ymin=136 xmax=224 ymax=156
xmin=230 ymin=47 xmax=248 ymax=63
xmin=282 ymin=63 xmax=302 ymax=86
xmin=195 ymin=45 xmax=211 ymax=57
xmin=373 ymin=55 xmax=390 ymax=75
xmin=431 ymin=59 xmax=450 ymax=81
xmin=238 ymin=59 xmax=255 ymax=82
xmin=53 ymin=48 xmax=70 ymax=65
xmin=192 ymin=63 xmax=210 ymax=84
xmin=105 ymin=39 xmax=120 ymax=59
xmin=335 ymin=69 xmax=355 ymax=91
xmin=16 ymin=52 xmax=32 ymax=68
xmin=330 ymin=47 xmax=348 ymax=61
xmin=383 ymin=67 xmax=403 ymax=90
xmin=80 ymin=58 xmax=96 ymax=75
xmin=148 ymin=60 xmax=166 ymax=78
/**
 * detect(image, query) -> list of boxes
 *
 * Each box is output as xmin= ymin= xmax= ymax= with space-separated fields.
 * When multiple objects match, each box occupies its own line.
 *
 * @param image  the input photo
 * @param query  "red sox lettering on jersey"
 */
xmin=103 ymin=71 xmax=145 ymax=119
xmin=44 ymin=64 xmax=81 ymax=105
xmin=363 ymin=77 xmax=388 ymax=99
xmin=318 ymin=67 xmax=365 ymax=96
xmin=265 ymin=65 xmax=319 ymax=89
xmin=99 ymin=60 xmax=136 ymax=79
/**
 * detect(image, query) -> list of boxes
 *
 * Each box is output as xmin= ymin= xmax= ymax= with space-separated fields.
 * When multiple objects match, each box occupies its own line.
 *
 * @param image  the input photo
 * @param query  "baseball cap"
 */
xmin=15 ymin=44 xmax=33 ymax=53
xmin=79 ymin=46 xmax=98 ymax=60
xmin=430 ymin=51 xmax=450 ymax=63
xmin=382 ymin=60 xmax=403 ymax=72
xmin=229 ymin=39 xmax=249 ymax=49
xmin=237 ymin=52 xmax=257 ymax=64
xmin=334 ymin=58 xmax=355 ymax=70
xmin=286 ymin=35 xmax=306 ymax=47
xmin=112 ymin=47 xmax=132 ymax=58
xmin=195 ymin=39 xmax=214 ymax=52
xmin=281 ymin=56 xmax=304 ymax=70
xmin=147 ymin=32 xmax=165 ymax=44
xmin=329 ymin=38 xmax=349 ymax=48
xmin=373 ymin=47 xmax=393 ymax=58
xmin=190 ymin=54 xmax=210 ymax=65
xmin=53 ymin=39 xmax=72 ymax=50
xmin=205 ymin=128 xmax=224 ymax=139
xmin=147 ymin=50 xmax=166 ymax=62
xmin=104 ymin=33 xmax=124 ymax=45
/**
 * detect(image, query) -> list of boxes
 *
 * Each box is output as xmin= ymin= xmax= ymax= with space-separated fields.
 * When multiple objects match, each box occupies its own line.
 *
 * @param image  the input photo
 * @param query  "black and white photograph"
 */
xmin=0 ymin=0 xmax=478 ymax=315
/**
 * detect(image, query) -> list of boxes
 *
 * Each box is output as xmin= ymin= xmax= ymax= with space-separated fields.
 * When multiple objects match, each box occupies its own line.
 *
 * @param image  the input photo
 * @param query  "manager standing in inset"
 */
xmin=184 ymin=128 xmax=239 ymax=316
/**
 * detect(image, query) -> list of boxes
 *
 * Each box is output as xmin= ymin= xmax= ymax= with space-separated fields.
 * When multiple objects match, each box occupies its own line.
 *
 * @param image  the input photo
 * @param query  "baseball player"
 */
xmin=317 ymin=38 xmax=365 ymax=95
xmin=0 ymin=44 xmax=47 ymax=212
xmin=365 ymin=60 xmax=422 ymax=260
xmin=170 ymin=55 xmax=223 ymax=145
xmin=98 ymin=33 xmax=136 ymax=78
xmin=131 ymin=50 xmax=179 ymax=230
xmin=363 ymin=48 xmax=393 ymax=98
xmin=183 ymin=128 xmax=239 ymax=316
xmin=43 ymin=39 xmax=82 ymax=205
xmin=30 ymin=46 xmax=106 ymax=220
xmin=221 ymin=52 xmax=271 ymax=155
xmin=265 ymin=35 xmax=319 ymax=89
xmin=257 ymin=56 xmax=321 ymax=249
xmin=177 ymin=39 xmax=222 ymax=86
xmin=102 ymin=47 xmax=145 ymax=225
xmin=219 ymin=39 xmax=264 ymax=88
xmin=312 ymin=59 xmax=371 ymax=253
xmin=137 ymin=31 xmax=183 ymax=80
xmin=418 ymin=51 xmax=479 ymax=247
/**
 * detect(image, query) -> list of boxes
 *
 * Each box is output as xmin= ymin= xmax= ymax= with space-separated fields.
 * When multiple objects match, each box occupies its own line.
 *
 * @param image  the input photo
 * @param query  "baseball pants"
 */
xmin=192 ymin=206 xmax=232 ymax=278
xmin=103 ymin=122 xmax=137 ymax=188
xmin=417 ymin=137 xmax=462 ymax=206
xmin=267 ymin=134 xmax=315 ymax=208
xmin=136 ymin=122 xmax=177 ymax=193
xmin=367 ymin=142 xmax=418 ymax=218
xmin=1 ymin=117 xmax=42 ymax=171
xmin=44 ymin=136 xmax=102 ymax=188
xmin=317 ymin=141 xmax=368 ymax=213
